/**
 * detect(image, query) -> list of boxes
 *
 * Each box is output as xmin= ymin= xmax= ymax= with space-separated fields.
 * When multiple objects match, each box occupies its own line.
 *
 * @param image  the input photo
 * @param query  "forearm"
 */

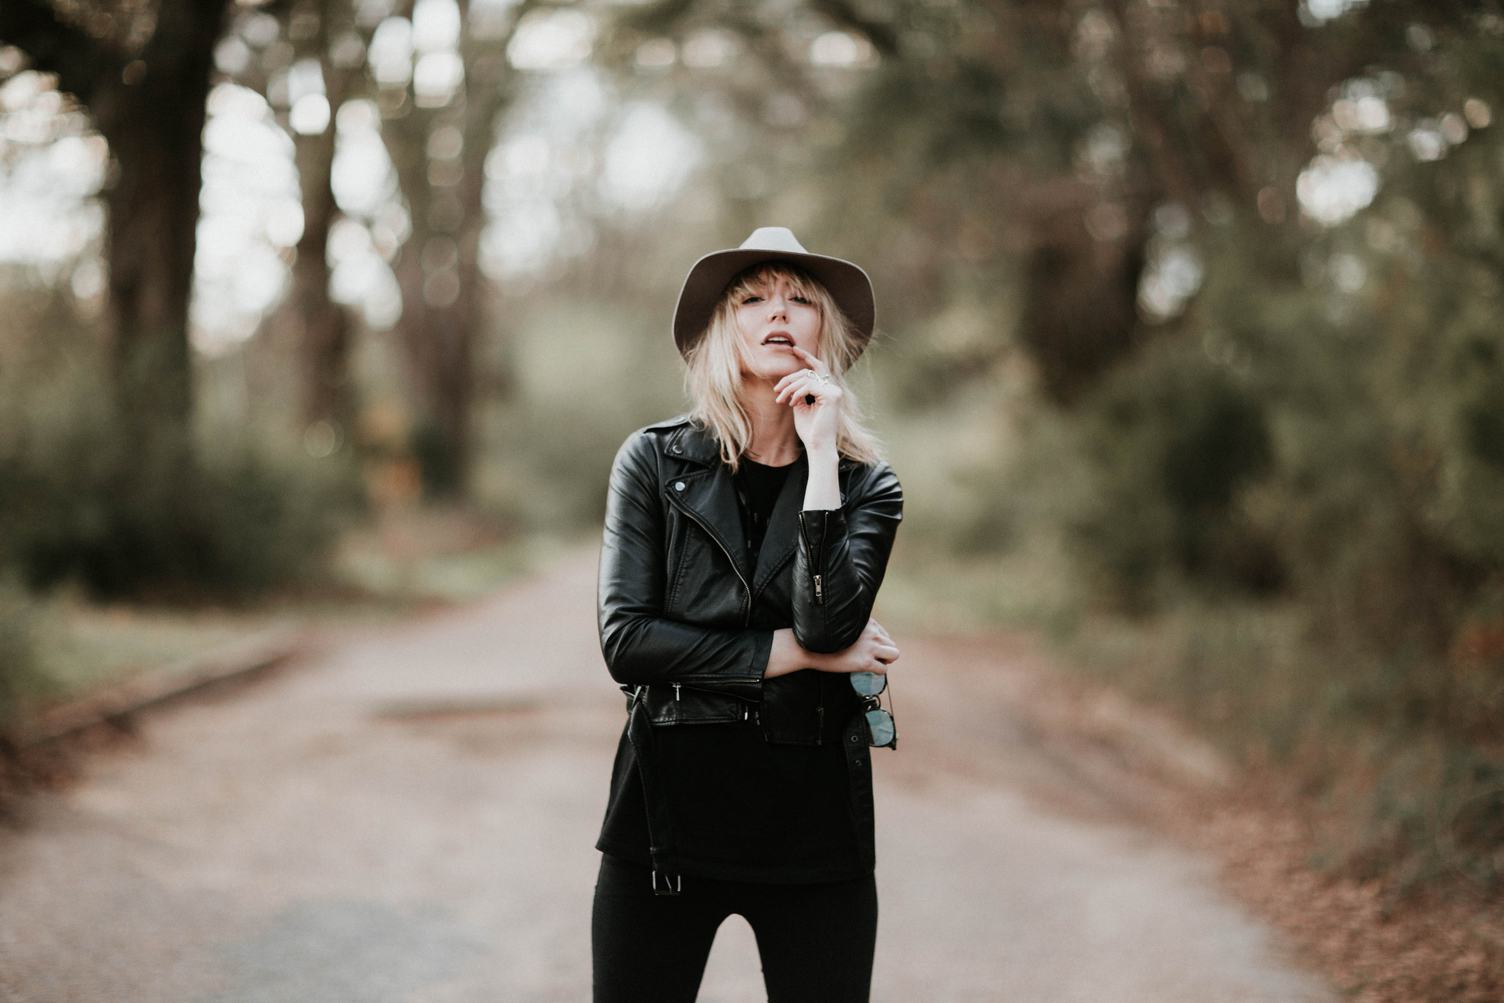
xmin=803 ymin=446 xmax=841 ymax=509
xmin=601 ymin=611 xmax=772 ymax=699
xmin=791 ymin=463 xmax=903 ymax=652
xmin=763 ymin=627 xmax=830 ymax=679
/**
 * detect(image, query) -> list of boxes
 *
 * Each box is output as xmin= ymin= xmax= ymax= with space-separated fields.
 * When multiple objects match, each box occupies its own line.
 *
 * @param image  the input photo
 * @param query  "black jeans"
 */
xmin=591 ymin=854 xmax=878 ymax=1002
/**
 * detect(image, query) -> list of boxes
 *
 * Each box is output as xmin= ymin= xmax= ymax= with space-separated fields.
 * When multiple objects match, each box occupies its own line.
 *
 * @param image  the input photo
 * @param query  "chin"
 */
xmin=743 ymin=359 xmax=799 ymax=382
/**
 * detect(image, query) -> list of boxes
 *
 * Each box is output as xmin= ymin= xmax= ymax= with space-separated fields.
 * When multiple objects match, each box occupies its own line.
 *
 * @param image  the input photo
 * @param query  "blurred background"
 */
xmin=1 ymin=0 xmax=1501 ymax=914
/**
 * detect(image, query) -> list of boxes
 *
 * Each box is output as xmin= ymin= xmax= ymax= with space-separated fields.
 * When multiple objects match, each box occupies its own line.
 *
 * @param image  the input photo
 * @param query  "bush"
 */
xmin=1059 ymin=340 xmax=1281 ymax=610
xmin=0 ymin=580 xmax=60 ymax=732
xmin=0 ymin=360 xmax=365 ymax=601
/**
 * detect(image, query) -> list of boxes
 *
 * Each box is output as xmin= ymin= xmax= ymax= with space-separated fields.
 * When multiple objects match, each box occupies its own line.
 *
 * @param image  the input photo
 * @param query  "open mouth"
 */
xmin=761 ymin=334 xmax=794 ymax=346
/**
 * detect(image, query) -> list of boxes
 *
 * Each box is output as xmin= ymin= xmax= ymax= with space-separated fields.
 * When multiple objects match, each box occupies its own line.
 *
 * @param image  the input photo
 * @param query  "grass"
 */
xmin=0 ymin=504 xmax=561 ymax=729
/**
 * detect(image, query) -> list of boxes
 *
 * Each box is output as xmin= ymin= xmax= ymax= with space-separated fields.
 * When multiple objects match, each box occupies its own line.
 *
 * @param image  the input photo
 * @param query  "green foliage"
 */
xmin=0 ymin=579 xmax=61 ymax=730
xmin=1055 ymin=340 xmax=1279 ymax=609
xmin=0 ymin=349 xmax=364 ymax=601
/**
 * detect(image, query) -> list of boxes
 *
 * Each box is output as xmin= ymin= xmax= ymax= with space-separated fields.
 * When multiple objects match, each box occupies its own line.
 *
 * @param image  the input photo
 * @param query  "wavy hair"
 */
xmin=682 ymin=261 xmax=884 ymax=473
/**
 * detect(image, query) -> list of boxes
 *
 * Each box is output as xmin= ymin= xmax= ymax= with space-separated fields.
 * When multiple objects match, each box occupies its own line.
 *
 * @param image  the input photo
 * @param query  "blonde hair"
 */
xmin=682 ymin=262 xmax=884 ymax=472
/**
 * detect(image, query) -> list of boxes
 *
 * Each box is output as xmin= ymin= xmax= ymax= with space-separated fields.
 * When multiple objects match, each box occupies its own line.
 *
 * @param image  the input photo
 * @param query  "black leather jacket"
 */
xmin=597 ymin=413 xmax=904 ymax=743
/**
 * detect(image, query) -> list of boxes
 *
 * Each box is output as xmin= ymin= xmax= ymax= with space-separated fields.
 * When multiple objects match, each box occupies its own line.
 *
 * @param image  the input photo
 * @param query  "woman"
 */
xmin=592 ymin=227 xmax=904 ymax=1002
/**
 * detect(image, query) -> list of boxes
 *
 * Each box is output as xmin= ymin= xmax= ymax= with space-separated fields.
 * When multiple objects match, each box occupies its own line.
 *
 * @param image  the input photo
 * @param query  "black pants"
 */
xmin=591 ymin=854 xmax=878 ymax=1002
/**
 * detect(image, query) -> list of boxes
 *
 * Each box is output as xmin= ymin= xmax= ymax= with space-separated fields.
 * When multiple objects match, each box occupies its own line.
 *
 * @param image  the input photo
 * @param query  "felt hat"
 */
xmin=671 ymin=226 xmax=876 ymax=361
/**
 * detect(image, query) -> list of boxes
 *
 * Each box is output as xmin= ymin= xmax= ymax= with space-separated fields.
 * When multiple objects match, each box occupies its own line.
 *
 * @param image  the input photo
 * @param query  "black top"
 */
xmin=595 ymin=455 xmax=866 ymax=883
xmin=733 ymin=455 xmax=789 ymax=561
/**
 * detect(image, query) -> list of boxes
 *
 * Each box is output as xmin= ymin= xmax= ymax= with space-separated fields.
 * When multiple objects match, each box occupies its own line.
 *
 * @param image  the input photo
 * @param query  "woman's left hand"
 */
xmin=773 ymin=345 xmax=842 ymax=453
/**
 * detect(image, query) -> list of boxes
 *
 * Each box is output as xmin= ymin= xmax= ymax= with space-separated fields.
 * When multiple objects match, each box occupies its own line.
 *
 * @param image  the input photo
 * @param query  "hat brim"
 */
xmin=671 ymin=247 xmax=876 ymax=362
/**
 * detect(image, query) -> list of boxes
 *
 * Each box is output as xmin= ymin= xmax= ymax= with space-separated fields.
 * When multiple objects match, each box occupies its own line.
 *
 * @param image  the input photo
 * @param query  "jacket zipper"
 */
xmin=799 ymin=514 xmax=827 ymax=606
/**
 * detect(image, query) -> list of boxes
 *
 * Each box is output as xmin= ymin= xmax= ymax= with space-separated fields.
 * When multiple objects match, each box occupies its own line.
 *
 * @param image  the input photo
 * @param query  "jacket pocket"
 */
xmin=640 ymin=682 xmax=752 ymax=726
xmin=757 ymin=672 xmax=825 ymax=746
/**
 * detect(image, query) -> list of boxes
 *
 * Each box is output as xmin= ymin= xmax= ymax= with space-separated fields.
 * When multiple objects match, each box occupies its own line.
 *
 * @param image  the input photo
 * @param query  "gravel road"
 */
xmin=0 ymin=547 xmax=1334 ymax=1002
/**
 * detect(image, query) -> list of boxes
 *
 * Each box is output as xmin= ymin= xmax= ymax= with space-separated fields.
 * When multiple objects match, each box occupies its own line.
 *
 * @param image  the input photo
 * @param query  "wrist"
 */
xmin=805 ymin=443 xmax=839 ymax=463
xmin=767 ymin=628 xmax=828 ymax=678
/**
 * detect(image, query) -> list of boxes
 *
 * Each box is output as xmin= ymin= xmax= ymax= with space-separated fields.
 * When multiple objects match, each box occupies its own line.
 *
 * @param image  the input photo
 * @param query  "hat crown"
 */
xmin=738 ymin=226 xmax=808 ymax=254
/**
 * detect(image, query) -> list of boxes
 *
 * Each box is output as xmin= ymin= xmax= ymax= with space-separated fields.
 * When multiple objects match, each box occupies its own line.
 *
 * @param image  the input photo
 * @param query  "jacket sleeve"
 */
xmin=596 ymin=431 xmax=771 ymax=701
xmin=791 ymin=460 xmax=904 ymax=653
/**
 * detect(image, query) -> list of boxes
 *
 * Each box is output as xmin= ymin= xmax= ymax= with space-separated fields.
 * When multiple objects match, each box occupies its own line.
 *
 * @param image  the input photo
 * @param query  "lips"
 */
xmin=761 ymin=333 xmax=794 ymax=346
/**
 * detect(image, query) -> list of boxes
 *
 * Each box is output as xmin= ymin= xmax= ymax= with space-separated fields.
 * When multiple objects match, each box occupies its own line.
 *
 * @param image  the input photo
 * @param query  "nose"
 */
xmin=766 ymin=290 xmax=788 ymax=318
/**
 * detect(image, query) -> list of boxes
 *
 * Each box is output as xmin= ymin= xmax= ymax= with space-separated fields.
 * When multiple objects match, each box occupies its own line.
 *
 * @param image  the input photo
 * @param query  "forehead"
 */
xmin=729 ymin=263 xmax=815 ymax=294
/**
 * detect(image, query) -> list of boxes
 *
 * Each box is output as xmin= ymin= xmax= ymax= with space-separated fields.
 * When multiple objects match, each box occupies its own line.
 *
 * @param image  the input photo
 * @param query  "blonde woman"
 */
xmin=593 ymin=227 xmax=904 ymax=1002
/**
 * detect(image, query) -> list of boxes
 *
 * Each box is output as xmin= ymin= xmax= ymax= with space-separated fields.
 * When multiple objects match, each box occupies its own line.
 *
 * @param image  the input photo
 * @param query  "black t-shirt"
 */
xmin=596 ymin=455 xmax=866 ymax=883
xmin=733 ymin=454 xmax=788 ymax=562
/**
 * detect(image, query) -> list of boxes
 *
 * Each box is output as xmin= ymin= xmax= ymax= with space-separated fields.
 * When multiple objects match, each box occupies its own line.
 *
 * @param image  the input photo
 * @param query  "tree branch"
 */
xmin=0 ymin=0 xmax=116 ymax=103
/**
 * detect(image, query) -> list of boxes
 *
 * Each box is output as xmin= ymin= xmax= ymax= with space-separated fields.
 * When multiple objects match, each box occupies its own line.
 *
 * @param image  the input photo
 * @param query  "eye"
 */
xmin=741 ymin=294 xmax=763 ymax=304
xmin=791 ymin=295 xmax=812 ymax=305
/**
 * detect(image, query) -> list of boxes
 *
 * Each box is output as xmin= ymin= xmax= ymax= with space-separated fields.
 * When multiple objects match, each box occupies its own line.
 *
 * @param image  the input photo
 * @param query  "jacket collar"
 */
xmin=657 ymin=417 xmax=843 ymax=596
xmin=657 ymin=415 xmax=858 ymax=474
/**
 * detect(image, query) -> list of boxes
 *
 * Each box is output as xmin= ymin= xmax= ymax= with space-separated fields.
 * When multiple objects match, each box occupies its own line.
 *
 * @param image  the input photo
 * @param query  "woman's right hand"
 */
xmin=765 ymin=618 xmax=900 ymax=679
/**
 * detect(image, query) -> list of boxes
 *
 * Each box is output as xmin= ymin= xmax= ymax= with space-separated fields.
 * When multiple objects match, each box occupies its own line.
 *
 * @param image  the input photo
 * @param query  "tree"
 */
xmin=373 ymin=0 xmax=537 ymax=497
xmin=0 ymin=0 xmax=236 ymax=479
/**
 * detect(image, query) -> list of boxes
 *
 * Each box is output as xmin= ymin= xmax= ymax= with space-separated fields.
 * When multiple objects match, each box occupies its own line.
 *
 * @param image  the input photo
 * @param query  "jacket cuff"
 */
xmin=748 ymin=628 xmax=775 ymax=685
xmin=797 ymin=507 xmax=846 ymax=550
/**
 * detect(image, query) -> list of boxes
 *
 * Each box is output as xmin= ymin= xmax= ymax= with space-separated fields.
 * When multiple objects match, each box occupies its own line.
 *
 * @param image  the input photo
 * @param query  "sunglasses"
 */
xmin=850 ymin=671 xmax=897 ymax=749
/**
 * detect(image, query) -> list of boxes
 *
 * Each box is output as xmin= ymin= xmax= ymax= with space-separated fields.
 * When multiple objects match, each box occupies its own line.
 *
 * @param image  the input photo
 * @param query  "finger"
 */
xmin=776 ymin=374 xmax=818 ymax=405
xmin=789 ymin=345 xmax=822 ymax=369
xmin=773 ymin=378 xmax=803 ymax=404
xmin=790 ymin=347 xmax=833 ymax=381
xmin=874 ymin=643 xmax=899 ymax=663
xmin=773 ymin=364 xmax=815 ymax=392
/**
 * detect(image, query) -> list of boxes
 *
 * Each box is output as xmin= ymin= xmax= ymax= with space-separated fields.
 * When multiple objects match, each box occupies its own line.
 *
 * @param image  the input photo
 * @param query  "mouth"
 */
xmin=761 ymin=333 xmax=795 ymax=347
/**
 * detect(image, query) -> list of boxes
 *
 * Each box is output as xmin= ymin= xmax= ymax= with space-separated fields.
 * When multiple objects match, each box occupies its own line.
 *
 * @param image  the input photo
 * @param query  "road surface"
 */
xmin=0 ymin=546 xmax=1333 ymax=1002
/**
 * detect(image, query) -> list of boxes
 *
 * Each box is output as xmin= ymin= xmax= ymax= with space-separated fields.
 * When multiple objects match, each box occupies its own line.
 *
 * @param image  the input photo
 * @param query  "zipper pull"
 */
xmin=813 ymin=574 xmax=824 ymax=605
xmin=673 ymin=683 xmax=681 ymax=701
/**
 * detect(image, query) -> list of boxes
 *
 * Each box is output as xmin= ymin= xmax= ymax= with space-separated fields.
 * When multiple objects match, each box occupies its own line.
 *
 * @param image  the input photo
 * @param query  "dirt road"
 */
xmin=0 ymin=547 xmax=1333 ymax=1001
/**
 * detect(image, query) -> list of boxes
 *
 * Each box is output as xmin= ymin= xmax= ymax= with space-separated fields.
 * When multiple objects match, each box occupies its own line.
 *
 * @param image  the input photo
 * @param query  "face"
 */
xmin=731 ymin=269 xmax=822 ymax=382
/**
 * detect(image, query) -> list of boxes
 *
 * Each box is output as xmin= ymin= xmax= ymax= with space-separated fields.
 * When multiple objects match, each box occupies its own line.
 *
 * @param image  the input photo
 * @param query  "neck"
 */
xmin=739 ymin=378 xmax=803 ymax=465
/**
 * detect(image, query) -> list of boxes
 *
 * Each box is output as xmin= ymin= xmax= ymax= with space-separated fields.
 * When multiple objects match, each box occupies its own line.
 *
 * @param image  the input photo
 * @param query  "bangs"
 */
xmin=724 ymin=263 xmax=818 ymax=304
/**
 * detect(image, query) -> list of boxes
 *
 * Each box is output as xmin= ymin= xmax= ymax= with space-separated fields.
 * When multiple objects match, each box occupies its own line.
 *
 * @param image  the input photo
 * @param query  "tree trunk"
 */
xmin=378 ymin=0 xmax=523 ymax=499
xmin=0 ymin=0 xmax=231 ymax=477
xmin=1016 ymin=190 xmax=1152 ymax=406
xmin=92 ymin=0 xmax=230 ymax=482
xmin=286 ymin=1 xmax=359 ymax=442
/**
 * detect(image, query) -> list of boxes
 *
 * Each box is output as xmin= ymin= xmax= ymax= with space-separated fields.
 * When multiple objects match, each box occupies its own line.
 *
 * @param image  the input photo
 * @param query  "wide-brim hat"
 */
xmin=671 ymin=226 xmax=876 ymax=362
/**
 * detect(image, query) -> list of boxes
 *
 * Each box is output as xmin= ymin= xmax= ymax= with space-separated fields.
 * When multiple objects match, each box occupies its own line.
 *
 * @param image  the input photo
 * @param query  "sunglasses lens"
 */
xmin=865 ymin=708 xmax=896 ymax=747
xmin=850 ymin=671 xmax=887 ymax=697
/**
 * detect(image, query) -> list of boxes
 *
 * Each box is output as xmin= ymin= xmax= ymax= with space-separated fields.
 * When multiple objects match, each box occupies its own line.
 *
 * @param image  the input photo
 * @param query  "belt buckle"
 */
xmin=651 ymin=869 xmax=682 ymax=896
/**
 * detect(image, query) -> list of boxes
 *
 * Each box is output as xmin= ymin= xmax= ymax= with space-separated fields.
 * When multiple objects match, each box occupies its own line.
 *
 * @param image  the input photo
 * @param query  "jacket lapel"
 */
xmin=661 ymin=422 xmax=752 ymax=586
xmin=659 ymin=416 xmax=849 ymax=598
